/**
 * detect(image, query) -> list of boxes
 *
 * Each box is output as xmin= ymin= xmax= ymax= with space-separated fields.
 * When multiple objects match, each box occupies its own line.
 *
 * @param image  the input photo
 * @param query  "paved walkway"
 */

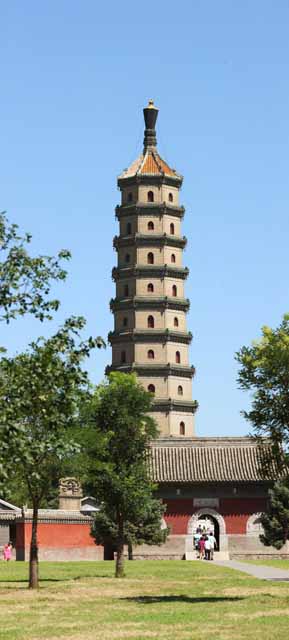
xmin=215 ymin=559 xmax=289 ymax=581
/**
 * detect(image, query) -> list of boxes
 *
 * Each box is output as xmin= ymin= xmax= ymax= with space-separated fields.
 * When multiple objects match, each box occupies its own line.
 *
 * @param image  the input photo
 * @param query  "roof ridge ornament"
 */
xmin=143 ymin=99 xmax=159 ymax=152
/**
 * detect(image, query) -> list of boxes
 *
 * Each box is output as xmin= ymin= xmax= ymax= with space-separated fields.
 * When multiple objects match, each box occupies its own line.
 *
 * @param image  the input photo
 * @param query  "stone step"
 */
xmin=185 ymin=550 xmax=229 ymax=561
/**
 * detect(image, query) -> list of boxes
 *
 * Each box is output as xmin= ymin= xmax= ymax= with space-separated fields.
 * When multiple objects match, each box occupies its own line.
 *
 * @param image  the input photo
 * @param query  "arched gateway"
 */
xmin=185 ymin=509 xmax=228 ymax=559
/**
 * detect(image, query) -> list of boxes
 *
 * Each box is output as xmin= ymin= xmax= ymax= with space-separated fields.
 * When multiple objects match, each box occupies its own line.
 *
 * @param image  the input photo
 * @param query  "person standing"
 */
xmin=198 ymin=535 xmax=206 ymax=560
xmin=204 ymin=536 xmax=211 ymax=560
xmin=208 ymin=531 xmax=217 ymax=560
xmin=3 ymin=542 xmax=12 ymax=561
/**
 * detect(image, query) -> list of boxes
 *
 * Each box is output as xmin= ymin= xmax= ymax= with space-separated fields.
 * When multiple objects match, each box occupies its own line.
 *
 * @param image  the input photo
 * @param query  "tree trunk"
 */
xmin=128 ymin=541 xmax=133 ymax=560
xmin=29 ymin=502 xmax=39 ymax=589
xmin=115 ymin=513 xmax=125 ymax=578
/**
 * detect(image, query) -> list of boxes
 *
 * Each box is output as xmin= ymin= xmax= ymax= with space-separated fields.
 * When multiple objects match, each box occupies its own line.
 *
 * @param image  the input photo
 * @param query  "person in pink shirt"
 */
xmin=3 ymin=542 xmax=12 ymax=561
xmin=198 ymin=535 xmax=206 ymax=560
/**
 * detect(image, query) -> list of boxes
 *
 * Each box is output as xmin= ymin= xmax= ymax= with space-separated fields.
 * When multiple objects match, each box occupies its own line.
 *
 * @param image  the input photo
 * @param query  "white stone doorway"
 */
xmin=185 ymin=508 xmax=228 ymax=560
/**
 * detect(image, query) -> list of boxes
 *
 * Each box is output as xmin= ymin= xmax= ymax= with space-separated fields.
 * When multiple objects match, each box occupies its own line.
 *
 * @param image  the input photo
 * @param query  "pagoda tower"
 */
xmin=108 ymin=101 xmax=197 ymax=437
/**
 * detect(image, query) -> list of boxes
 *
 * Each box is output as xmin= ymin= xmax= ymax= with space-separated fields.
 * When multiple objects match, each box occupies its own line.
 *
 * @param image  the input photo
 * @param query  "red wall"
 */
xmin=163 ymin=497 xmax=267 ymax=535
xmin=20 ymin=522 xmax=96 ymax=548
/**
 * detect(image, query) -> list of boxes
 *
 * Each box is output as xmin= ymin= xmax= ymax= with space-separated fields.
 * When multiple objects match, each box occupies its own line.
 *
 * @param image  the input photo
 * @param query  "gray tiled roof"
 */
xmin=150 ymin=437 xmax=277 ymax=483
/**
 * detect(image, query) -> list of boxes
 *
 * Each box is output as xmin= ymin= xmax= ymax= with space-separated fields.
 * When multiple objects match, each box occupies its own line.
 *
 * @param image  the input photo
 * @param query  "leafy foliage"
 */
xmin=260 ymin=481 xmax=289 ymax=549
xmin=236 ymin=314 xmax=289 ymax=473
xmin=0 ymin=211 xmax=71 ymax=326
xmin=85 ymin=372 xmax=167 ymax=576
xmin=0 ymin=316 xmax=104 ymax=587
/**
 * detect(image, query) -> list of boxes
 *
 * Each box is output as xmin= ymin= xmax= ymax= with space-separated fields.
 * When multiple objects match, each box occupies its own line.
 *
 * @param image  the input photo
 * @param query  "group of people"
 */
xmin=2 ymin=542 xmax=13 ymax=561
xmin=193 ymin=527 xmax=217 ymax=560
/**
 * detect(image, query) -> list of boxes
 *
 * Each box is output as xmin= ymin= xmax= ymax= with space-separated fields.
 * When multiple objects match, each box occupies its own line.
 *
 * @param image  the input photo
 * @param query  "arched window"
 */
xmin=172 ymin=284 xmax=177 ymax=297
xmin=124 ymin=284 xmax=129 ymax=297
xmin=171 ymin=253 xmax=176 ymax=263
xmin=147 ymin=315 xmax=154 ymax=328
xmin=168 ymin=192 xmax=173 ymax=203
xmin=125 ymin=253 xmax=130 ymax=263
xmin=176 ymin=351 xmax=181 ymax=364
xmin=148 ymin=349 xmax=154 ymax=359
xmin=123 ymin=317 xmax=128 ymax=328
xmin=178 ymin=385 xmax=183 ymax=396
xmin=174 ymin=317 xmax=179 ymax=327
xmin=147 ymin=282 xmax=154 ymax=293
xmin=121 ymin=351 xmax=126 ymax=364
xmin=180 ymin=421 xmax=185 ymax=436
xmin=147 ymin=252 xmax=154 ymax=264
xmin=148 ymin=191 xmax=154 ymax=202
xmin=126 ymin=222 xmax=132 ymax=235
xmin=148 ymin=384 xmax=155 ymax=393
xmin=170 ymin=223 xmax=175 ymax=235
xmin=127 ymin=192 xmax=133 ymax=203
xmin=148 ymin=220 xmax=154 ymax=231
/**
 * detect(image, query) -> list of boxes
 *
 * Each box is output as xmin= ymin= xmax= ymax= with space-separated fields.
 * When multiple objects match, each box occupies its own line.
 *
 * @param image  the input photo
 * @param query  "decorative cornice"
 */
xmin=115 ymin=203 xmax=185 ymax=219
xmin=110 ymin=295 xmax=190 ymax=313
xmin=18 ymin=509 xmax=93 ymax=524
xmin=151 ymin=399 xmax=198 ymax=414
xmin=117 ymin=174 xmax=182 ymax=189
xmin=112 ymin=265 xmax=189 ymax=281
xmin=106 ymin=363 xmax=195 ymax=379
xmin=113 ymin=234 xmax=187 ymax=250
xmin=108 ymin=329 xmax=192 ymax=345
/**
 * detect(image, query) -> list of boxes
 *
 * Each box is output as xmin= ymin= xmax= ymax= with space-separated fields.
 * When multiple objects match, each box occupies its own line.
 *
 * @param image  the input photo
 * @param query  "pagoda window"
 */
xmin=170 ymin=223 xmax=175 ymax=235
xmin=176 ymin=351 xmax=181 ymax=364
xmin=168 ymin=192 xmax=173 ymax=203
xmin=123 ymin=317 xmax=128 ymax=328
xmin=174 ymin=317 xmax=179 ymax=327
xmin=121 ymin=351 xmax=126 ymax=364
xmin=147 ymin=283 xmax=154 ymax=293
xmin=124 ymin=284 xmax=129 ymax=297
xmin=171 ymin=253 xmax=176 ymax=263
xmin=148 ymin=220 xmax=154 ymax=231
xmin=148 ymin=384 xmax=155 ymax=393
xmin=148 ymin=191 xmax=154 ymax=202
xmin=180 ymin=421 xmax=185 ymax=436
xmin=127 ymin=192 xmax=133 ymax=203
xmin=178 ymin=385 xmax=183 ymax=396
xmin=172 ymin=285 xmax=177 ymax=297
xmin=148 ymin=349 xmax=155 ymax=360
xmin=126 ymin=222 xmax=132 ymax=235
xmin=147 ymin=252 xmax=154 ymax=264
xmin=147 ymin=315 xmax=154 ymax=328
xmin=125 ymin=253 xmax=130 ymax=263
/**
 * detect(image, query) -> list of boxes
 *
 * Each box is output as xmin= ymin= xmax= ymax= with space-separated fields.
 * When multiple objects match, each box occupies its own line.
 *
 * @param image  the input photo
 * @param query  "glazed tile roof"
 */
xmin=150 ymin=437 xmax=278 ymax=483
xmin=119 ymin=149 xmax=180 ymax=179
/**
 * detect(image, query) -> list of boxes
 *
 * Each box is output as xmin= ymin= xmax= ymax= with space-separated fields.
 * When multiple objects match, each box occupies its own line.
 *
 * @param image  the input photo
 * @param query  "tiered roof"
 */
xmin=150 ymin=437 xmax=278 ymax=483
xmin=119 ymin=149 xmax=180 ymax=180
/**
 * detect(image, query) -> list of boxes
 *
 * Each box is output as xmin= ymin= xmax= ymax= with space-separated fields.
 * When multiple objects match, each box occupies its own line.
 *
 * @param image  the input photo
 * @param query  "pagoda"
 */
xmin=108 ymin=101 xmax=197 ymax=437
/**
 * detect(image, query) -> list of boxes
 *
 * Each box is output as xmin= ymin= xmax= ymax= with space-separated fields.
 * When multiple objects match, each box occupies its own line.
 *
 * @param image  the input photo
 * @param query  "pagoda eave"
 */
xmin=112 ymin=265 xmax=189 ymax=281
xmin=108 ymin=329 xmax=192 ymax=345
xmin=110 ymin=296 xmax=190 ymax=312
xmin=115 ymin=204 xmax=185 ymax=219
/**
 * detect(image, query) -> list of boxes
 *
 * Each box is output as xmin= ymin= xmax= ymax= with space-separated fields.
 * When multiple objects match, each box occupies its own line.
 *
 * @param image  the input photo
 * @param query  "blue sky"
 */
xmin=1 ymin=1 xmax=289 ymax=437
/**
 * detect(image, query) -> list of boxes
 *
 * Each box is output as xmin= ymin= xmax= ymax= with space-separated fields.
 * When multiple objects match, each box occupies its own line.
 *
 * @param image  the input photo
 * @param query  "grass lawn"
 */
xmin=1 ymin=560 xmax=289 ymax=640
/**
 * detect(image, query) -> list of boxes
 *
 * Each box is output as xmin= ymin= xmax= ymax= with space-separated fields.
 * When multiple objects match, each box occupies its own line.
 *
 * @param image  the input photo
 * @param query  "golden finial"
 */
xmin=148 ymin=99 xmax=156 ymax=108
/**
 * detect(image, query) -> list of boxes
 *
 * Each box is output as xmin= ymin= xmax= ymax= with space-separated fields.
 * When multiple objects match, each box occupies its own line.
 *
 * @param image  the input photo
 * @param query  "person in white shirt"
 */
xmin=208 ymin=531 xmax=217 ymax=560
xmin=204 ymin=536 xmax=211 ymax=560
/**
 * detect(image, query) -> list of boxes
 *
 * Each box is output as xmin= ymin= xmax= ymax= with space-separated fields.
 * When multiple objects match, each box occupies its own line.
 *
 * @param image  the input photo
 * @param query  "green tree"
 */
xmin=259 ymin=481 xmax=289 ymax=549
xmin=235 ymin=314 xmax=289 ymax=474
xmin=85 ymin=372 xmax=167 ymax=577
xmin=0 ymin=211 xmax=70 ymax=326
xmin=0 ymin=316 xmax=103 ymax=589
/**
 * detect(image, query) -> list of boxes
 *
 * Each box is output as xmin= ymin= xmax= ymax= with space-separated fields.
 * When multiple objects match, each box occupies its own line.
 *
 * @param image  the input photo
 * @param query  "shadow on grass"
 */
xmin=123 ymin=595 xmax=245 ymax=604
xmin=0 ymin=578 xmax=62 ymax=583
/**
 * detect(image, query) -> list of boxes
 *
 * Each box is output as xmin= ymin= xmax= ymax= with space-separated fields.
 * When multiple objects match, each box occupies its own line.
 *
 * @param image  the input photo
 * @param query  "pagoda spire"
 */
xmin=143 ymin=99 xmax=158 ymax=152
